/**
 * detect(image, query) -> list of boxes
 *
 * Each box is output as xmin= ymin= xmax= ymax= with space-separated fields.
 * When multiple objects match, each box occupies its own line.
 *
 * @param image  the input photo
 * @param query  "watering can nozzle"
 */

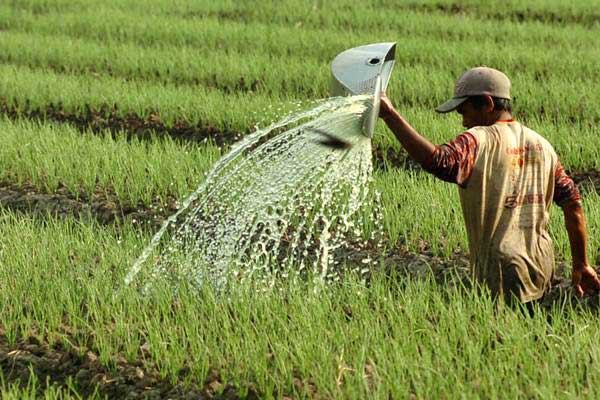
xmin=331 ymin=42 xmax=396 ymax=138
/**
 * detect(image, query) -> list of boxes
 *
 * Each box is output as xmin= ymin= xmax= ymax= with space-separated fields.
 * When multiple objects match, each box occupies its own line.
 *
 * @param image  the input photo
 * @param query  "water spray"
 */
xmin=126 ymin=43 xmax=396 ymax=289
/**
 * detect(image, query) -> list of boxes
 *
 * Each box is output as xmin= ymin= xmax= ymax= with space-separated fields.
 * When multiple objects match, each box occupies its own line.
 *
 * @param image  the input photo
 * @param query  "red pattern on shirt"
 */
xmin=423 ymin=132 xmax=478 ymax=187
xmin=553 ymin=161 xmax=581 ymax=206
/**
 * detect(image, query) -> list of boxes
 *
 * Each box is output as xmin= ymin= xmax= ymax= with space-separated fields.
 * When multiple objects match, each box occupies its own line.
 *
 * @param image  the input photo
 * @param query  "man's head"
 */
xmin=436 ymin=67 xmax=512 ymax=128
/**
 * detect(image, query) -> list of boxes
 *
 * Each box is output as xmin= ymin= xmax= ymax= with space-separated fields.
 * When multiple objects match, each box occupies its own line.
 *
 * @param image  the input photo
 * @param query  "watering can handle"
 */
xmin=362 ymin=74 xmax=382 ymax=138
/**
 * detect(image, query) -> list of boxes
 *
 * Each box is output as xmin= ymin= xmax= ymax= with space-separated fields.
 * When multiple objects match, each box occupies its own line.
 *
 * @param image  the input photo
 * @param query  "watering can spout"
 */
xmin=331 ymin=42 xmax=396 ymax=138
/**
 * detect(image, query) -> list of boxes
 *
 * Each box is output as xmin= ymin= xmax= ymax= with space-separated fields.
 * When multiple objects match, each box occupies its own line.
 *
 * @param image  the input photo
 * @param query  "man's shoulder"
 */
xmin=520 ymin=124 xmax=556 ymax=153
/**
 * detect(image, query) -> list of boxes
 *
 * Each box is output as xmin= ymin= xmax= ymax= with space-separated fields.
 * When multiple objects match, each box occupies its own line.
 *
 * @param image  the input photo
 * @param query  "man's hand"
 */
xmin=572 ymin=265 xmax=600 ymax=297
xmin=379 ymin=93 xmax=395 ymax=120
xmin=561 ymin=201 xmax=599 ymax=297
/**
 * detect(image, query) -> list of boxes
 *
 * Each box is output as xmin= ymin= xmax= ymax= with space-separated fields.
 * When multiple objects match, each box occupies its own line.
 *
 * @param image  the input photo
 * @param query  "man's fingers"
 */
xmin=594 ymin=275 xmax=600 ymax=290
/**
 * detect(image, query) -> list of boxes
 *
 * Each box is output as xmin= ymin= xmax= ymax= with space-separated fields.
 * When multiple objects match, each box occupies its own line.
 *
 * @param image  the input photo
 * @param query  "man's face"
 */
xmin=456 ymin=96 xmax=498 ymax=128
xmin=456 ymin=100 xmax=483 ymax=128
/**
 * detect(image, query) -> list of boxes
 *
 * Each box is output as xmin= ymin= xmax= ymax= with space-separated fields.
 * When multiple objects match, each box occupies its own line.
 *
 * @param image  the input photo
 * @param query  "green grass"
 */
xmin=2 ymin=210 xmax=600 ymax=398
xmin=0 ymin=1 xmax=598 ymax=129
xmin=0 ymin=117 xmax=221 ymax=206
xmin=0 ymin=373 xmax=96 ymax=400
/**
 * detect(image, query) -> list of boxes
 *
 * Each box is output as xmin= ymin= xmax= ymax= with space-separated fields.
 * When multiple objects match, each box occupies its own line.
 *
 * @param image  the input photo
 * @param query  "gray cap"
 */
xmin=436 ymin=67 xmax=511 ymax=113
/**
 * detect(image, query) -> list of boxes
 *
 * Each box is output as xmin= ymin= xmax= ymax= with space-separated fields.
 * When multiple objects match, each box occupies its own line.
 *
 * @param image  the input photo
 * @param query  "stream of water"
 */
xmin=125 ymin=95 xmax=380 ymax=289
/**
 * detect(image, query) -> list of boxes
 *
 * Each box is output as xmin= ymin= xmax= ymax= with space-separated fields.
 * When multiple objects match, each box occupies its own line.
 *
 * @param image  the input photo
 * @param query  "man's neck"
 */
xmin=495 ymin=111 xmax=513 ymax=122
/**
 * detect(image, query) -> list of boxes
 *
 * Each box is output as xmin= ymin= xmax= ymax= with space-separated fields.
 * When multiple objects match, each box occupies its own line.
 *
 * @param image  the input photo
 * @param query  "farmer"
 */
xmin=379 ymin=66 xmax=600 ymax=305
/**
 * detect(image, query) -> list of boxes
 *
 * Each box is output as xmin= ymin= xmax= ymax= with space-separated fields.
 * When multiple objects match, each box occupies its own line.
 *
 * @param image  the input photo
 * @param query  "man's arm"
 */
xmin=554 ymin=161 xmax=600 ymax=297
xmin=563 ymin=201 xmax=600 ymax=297
xmin=379 ymin=94 xmax=436 ymax=166
xmin=379 ymin=94 xmax=478 ymax=187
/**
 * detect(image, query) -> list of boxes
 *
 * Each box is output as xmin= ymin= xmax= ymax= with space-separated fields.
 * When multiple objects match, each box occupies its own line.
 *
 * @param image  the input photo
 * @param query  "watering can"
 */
xmin=331 ymin=42 xmax=396 ymax=138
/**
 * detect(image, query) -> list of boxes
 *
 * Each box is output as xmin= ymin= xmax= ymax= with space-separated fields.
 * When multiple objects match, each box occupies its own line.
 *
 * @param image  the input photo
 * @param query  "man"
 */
xmin=379 ymin=66 xmax=600 ymax=304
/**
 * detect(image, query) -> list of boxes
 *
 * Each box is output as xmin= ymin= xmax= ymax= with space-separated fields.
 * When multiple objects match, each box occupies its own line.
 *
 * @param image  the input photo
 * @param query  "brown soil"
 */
xmin=569 ymin=169 xmax=600 ymax=192
xmin=0 ymin=98 xmax=244 ymax=146
xmin=0 ymin=329 xmax=258 ymax=399
xmin=0 ymin=180 xmax=176 ymax=229
xmin=404 ymin=2 xmax=600 ymax=27
xmin=1 ymin=158 xmax=599 ymax=230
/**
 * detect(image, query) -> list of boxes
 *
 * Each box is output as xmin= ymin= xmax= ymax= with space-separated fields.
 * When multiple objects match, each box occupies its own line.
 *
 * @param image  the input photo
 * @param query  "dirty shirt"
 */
xmin=424 ymin=120 xmax=580 ymax=302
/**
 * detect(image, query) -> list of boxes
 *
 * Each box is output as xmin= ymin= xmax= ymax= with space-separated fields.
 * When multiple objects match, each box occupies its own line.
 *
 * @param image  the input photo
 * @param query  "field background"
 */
xmin=1 ymin=0 xmax=600 ymax=398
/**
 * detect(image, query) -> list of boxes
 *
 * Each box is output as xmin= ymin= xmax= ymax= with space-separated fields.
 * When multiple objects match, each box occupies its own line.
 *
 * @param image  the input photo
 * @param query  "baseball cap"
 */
xmin=435 ymin=67 xmax=511 ymax=113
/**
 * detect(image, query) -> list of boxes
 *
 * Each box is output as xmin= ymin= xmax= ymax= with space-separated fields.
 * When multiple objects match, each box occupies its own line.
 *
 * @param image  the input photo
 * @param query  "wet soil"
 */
xmin=1 ymin=157 xmax=599 ymax=230
xmin=569 ymin=169 xmax=600 ymax=192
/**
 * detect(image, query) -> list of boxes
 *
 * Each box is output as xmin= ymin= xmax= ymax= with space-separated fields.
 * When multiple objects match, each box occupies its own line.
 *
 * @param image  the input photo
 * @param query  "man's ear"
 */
xmin=483 ymin=95 xmax=495 ymax=112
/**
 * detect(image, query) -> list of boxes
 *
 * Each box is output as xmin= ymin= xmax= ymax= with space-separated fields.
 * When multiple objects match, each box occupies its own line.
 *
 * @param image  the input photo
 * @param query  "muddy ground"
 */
xmin=1 ymin=161 xmax=598 ymax=230
xmin=0 ymin=329 xmax=259 ymax=399
xmin=0 ymin=180 xmax=177 ymax=229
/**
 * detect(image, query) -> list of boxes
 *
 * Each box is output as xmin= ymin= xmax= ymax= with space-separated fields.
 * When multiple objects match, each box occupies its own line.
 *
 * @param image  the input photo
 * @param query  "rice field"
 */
xmin=1 ymin=0 xmax=600 ymax=398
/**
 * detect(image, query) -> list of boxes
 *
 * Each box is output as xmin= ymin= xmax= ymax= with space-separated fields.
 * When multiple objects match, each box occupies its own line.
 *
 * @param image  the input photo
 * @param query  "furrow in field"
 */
xmin=1 ymin=60 xmax=599 ymax=143
xmin=202 ymin=1 xmax=600 ymax=29
xmin=0 ymin=330 xmax=258 ymax=399
xmin=400 ymin=1 xmax=600 ymax=27
xmin=3 ymin=103 xmax=600 ymax=186
xmin=2 ymin=164 xmax=599 ymax=231
xmin=0 ymin=180 xmax=173 ymax=230
xmin=6 ymin=0 xmax=599 ymax=28
xmin=0 ymin=62 xmax=310 ymax=131
xmin=1 ymin=28 xmax=597 ymax=101
xmin=2 ymin=116 xmax=600 ymax=260
xmin=0 ymin=98 xmax=243 ymax=146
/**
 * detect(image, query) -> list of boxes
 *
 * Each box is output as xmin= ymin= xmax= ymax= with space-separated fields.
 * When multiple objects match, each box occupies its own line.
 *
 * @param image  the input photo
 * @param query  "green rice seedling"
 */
xmin=0 ymin=117 xmax=221 ymax=206
xmin=4 ymin=209 xmax=600 ymax=398
xmin=0 ymin=0 xmax=598 ymax=128
xmin=1 ymin=27 xmax=597 ymax=107
xmin=0 ymin=369 xmax=98 ymax=400
xmin=0 ymin=62 xmax=306 ymax=131
xmin=1 ymin=0 xmax=600 ymax=397
xmin=0 ymin=9 xmax=596 ymax=69
xmin=1 ymin=61 xmax=598 ymax=158
xmin=1 ymin=112 xmax=599 ymax=259
xmin=2 ymin=0 xmax=597 ymax=41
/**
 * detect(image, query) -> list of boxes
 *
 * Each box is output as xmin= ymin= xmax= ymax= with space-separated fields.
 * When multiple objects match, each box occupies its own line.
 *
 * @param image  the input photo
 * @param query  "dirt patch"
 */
xmin=0 ymin=181 xmax=175 ymax=229
xmin=0 ymin=330 xmax=259 ymax=399
xmin=570 ymin=169 xmax=600 ymax=193
xmin=0 ymin=97 xmax=244 ymax=146
xmin=404 ymin=2 xmax=600 ymax=27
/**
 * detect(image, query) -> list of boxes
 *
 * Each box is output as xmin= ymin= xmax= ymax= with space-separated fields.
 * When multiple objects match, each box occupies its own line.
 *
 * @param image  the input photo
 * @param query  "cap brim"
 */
xmin=435 ymin=97 xmax=468 ymax=113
